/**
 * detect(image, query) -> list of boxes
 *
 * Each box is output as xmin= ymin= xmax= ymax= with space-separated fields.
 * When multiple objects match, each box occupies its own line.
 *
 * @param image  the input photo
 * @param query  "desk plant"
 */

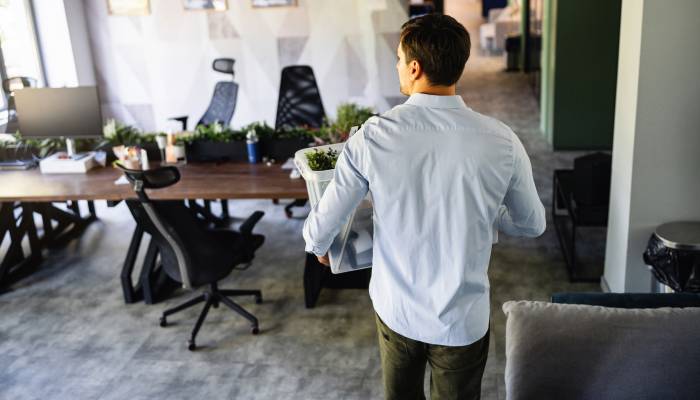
xmin=305 ymin=147 xmax=339 ymax=171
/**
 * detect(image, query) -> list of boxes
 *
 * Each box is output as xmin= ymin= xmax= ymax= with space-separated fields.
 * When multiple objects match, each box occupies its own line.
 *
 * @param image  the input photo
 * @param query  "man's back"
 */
xmin=304 ymin=93 xmax=545 ymax=346
xmin=357 ymin=93 xmax=543 ymax=346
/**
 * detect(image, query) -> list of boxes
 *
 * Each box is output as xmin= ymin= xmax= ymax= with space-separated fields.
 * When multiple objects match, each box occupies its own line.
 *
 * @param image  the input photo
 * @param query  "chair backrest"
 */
xmin=3 ymin=76 xmax=38 ymax=115
xmin=275 ymin=65 xmax=326 ymax=130
xmin=198 ymin=81 xmax=239 ymax=127
xmin=503 ymin=300 xmax=700 ymax=400
xmin=197 ymin=58 xmax=238 ymax=127
xmin=117 ymin=164 xmax=197 ymax=289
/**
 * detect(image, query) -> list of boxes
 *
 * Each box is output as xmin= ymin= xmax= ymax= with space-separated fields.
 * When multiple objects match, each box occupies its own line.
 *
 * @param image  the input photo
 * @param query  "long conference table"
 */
xmin=0 ymin=162 xmax=370 ymax=307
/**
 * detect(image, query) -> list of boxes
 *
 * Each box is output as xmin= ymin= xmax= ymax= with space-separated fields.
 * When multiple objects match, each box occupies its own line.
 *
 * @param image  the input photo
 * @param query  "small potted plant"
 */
xmin=305 ymin=147 xmax=339 ymax=171
xmin=100 ymin=119 xmax=161 ymax=161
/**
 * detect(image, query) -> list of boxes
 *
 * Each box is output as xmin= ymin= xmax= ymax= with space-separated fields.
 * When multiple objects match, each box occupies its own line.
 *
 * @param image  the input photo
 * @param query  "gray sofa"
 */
xmin=503 ymin=296 xmax=700 ymax=400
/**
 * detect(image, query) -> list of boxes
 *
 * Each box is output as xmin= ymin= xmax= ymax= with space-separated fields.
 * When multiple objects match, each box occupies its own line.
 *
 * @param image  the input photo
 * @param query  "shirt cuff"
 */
xmin=304 ymin=239 xmax=333 ymax=257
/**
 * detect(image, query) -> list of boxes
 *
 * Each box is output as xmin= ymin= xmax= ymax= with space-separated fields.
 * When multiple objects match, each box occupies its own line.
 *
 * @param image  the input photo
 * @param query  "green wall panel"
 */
xmin=541 ymin=0 xmax=622 ymax=150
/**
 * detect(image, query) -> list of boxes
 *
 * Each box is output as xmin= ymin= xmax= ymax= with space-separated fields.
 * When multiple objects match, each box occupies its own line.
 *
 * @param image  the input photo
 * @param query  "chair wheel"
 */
xmin=255 ymin=295 xmax=263 ymax=304
xmin=187 ymin=340 xmax=196 ymax=351
xmin=160 ymin=317 xmax=167 ymax=327
xmin=285 ymin=209 xmax=293 ymax=218
xmin=251 ymin=326 xmax=259 ymax=335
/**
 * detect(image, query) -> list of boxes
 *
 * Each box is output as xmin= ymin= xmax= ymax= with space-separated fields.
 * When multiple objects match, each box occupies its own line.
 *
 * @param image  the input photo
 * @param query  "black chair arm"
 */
xmin=240 ymin=211 xmax=265 ymax=235
xmin=168 ymin=116 xmax=189 ymax=131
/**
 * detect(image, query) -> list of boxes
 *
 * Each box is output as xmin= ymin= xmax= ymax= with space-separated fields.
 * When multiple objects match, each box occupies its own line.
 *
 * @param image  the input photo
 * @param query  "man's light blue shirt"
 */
xmin=303 ymin=93 xmax=546 ymax=346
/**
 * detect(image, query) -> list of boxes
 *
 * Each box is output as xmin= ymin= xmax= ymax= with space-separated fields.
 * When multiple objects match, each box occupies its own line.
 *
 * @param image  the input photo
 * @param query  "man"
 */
xmin=303 ymin=14 xmax=545 ymax=400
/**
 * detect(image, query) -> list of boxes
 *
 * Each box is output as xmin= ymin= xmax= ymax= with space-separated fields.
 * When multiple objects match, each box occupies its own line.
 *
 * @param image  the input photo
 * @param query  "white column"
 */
xmin=604 ymin=0 xmax=700 ymax=292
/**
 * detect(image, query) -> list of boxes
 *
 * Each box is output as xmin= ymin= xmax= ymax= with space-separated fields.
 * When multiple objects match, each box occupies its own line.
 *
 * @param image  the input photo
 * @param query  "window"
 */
xmin=0 ymin=0 xmax=44 ymax=112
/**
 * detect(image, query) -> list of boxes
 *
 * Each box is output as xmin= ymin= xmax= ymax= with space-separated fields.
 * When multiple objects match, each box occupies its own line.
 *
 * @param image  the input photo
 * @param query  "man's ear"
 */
xmin=409 ymin=59 xmax=422 ymax=81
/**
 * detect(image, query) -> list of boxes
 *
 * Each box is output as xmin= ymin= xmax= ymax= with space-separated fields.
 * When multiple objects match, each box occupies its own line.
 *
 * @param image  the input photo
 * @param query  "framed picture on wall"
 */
xmin=251 ymin=0 xmax=297 ymax=8
xmin=107 ymin=0 xmax=150 ymax=16
xmin=183 ymin=0 xmax=229 ymax=11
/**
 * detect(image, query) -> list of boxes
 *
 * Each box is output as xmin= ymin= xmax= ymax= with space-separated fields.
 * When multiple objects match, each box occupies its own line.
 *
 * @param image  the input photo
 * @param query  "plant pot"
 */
xmin=185 ymin=140 xmax=247 ymax=162
xmin=260 ymin=137 xmax=313 ymax=161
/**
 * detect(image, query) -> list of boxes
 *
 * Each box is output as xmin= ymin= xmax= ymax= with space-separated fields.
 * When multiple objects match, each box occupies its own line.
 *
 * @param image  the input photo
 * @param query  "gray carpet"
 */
xmin=0 ymin=61 xmax=601 ymax=400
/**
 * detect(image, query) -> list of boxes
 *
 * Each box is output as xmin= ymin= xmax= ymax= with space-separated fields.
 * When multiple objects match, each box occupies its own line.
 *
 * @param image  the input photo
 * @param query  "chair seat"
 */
xmin=188 ymin=229 xmax=265 ymax=288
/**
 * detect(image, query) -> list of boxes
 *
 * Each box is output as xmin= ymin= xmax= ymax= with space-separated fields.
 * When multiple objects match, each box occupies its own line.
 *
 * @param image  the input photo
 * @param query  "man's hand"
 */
xmin=317 ymin=253 xmax=330 ymax=266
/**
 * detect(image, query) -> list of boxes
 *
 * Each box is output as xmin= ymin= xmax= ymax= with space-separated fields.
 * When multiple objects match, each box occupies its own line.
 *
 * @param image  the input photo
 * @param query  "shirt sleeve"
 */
xmin=497 ymin=133 xmax=546 ymax=237
xmin=302 ymin=129 xmax=370 ymax=256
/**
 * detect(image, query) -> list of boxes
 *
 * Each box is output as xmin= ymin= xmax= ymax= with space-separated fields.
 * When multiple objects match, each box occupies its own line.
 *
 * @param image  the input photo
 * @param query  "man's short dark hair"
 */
xmin=400 ymin=14 xmax=471 ymax=87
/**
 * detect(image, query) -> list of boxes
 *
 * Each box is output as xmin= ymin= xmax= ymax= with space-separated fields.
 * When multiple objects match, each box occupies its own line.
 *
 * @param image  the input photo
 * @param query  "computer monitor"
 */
xmin=14 ymin=86 xmax=103 ymax=157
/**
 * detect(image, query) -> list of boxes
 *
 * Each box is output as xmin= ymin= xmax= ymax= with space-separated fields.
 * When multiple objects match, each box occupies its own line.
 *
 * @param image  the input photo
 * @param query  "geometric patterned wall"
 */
xmin=84 ymin=0 xmax=409 ymax=131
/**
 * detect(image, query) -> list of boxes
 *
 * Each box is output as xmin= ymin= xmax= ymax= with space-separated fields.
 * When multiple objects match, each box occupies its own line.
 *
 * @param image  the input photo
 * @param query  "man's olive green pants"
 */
xmin=375 ymin=314 xmax=489 ymax=400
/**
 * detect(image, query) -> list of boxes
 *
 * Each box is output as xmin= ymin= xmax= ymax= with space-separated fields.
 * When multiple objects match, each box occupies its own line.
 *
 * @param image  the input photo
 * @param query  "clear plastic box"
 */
xmin=295 ymin=144 xmax=373 ymax=274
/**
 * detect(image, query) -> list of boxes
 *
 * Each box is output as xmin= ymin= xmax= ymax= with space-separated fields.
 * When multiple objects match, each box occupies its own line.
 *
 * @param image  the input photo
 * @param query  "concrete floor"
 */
xmin=0 ymin=6 xmax=603 ymax=400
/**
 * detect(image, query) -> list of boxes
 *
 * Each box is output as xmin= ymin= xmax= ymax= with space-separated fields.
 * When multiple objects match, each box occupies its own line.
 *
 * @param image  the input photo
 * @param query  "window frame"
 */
xmin=0 ymin=0 xmax=47 ymax=116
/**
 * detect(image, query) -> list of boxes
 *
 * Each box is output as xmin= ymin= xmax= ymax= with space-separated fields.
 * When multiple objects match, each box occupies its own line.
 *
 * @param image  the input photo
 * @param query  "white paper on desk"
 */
xmin=114 ymin=175 xmax=129 ymax=185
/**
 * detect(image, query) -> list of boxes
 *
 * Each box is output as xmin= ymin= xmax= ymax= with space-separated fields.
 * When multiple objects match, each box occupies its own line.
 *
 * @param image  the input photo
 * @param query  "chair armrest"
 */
xmin=239 ymin=211 xmax=264 ymax=235
xmin=551 ymin=292 xmax=700 ymax=308
xmin=168 ymin=116 xmax=189 ymax=131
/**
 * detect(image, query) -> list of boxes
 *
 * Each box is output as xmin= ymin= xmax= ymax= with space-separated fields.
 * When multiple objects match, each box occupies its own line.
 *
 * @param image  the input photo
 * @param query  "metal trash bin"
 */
xmin=643 ymin=222 xmax=700 ymax=293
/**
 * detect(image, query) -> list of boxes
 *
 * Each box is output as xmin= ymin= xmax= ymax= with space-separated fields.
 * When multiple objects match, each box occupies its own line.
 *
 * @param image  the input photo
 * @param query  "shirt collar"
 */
xmin=404 ymin=93 xmax=468 ymax=109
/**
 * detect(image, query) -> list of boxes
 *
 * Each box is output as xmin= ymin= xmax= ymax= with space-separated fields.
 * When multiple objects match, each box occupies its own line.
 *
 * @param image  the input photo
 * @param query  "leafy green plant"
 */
xmin=240 ymin=121 xmax=275 ymax=139
xmin=305 ymin=148 xmax=339 ymax=171
xmin=275 ymin=126 xmax=316 ymax=140
xmin=102 ymin=119 xmax=156 ymax=146
xmin=334 ymin=103 xmax=374 ymax=135
xmin=6 ymin=131 xmax=100 ymax=158
xmin=314 ymin=103 xmax=375 ymax=143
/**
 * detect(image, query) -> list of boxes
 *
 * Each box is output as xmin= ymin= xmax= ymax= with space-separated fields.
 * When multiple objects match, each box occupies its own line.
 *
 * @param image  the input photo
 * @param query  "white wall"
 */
xmin=83 ymin=0 xmax=407 ymax=132
xmin=604 ymin=0 xmax=700 ymax=292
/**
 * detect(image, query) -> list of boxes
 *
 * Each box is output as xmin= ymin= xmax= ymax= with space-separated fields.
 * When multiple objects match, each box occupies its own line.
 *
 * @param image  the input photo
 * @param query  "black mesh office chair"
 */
xmin=170 ymin=58 xmax=239 ymax=131
xmin=117 ymin=164 xmax=265 ymax=351
xmin=274 ymin=66 xmax=326 ymax=217
xmin=275 ymin=65 xmax=326 ymax=130
xmin=170 ymin=59 xmax=238 ymax=224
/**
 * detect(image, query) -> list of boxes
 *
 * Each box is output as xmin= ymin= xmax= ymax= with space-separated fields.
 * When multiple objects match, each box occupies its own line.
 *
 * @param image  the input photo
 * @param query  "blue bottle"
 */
xmin=246 ymin=129 xmax=260 ymax=163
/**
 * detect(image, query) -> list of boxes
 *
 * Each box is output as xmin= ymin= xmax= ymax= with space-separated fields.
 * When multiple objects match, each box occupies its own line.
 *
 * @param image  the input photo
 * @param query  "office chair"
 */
xmin=275 ymin=65 xmax=326 ymax=130
xmin=274 ymin=65 xmax=326 ymax=217
xmin=2 ymin=76 xmax=38 ymax=123
xmin=170 ymin=58 xmax=238 ymax=223
xmin=117 ymin=164 xmax=265 ymax=351
xmin=170 ymin=58 xmax=239 ymax=131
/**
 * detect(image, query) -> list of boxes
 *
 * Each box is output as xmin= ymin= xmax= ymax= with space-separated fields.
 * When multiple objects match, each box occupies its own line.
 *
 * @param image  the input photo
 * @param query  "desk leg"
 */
xmin=303 ymin=253 xmax=372 ymax=308
xmin=188 ymin=199 xmax=229 ymax=227
xmin=36 ymin=202 xmax=96 ymax=248
xmin=1 ymin=201 xmax=97 ymax=293
xmin=0 ymin=202 xmax=42 ymax=291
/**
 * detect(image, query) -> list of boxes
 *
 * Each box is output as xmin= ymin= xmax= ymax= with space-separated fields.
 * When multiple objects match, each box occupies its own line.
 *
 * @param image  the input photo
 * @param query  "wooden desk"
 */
xmin=1 ymin=162 xmax=365 ymax=308
xmin=0 ymin=163 xmax=305 ymax=296
xmin=0 ymin=162 xmax=308 ymax=202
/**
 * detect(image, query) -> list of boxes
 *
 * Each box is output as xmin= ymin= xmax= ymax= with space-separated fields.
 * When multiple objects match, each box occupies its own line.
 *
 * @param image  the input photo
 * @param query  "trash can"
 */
xmin=643 ymin=222 xmax=700 ymax=293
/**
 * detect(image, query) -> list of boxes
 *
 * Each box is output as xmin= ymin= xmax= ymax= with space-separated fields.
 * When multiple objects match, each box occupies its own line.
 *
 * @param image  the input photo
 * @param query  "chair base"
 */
xmin=159 ymin=283 xmax=262 ymax=351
